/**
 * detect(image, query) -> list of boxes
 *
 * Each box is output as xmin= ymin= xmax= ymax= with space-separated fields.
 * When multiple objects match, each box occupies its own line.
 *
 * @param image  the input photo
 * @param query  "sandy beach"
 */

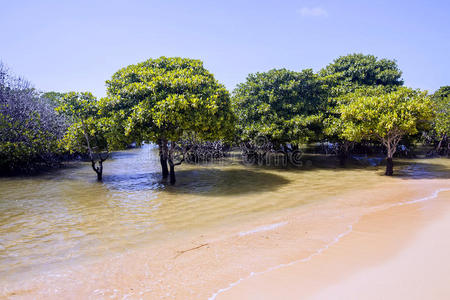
xmin=2 ymin=2 xmax=450 ymax=298
xmin=217 ymin=185 xmax=450 ymax=300
xmin=2 ymin=166 xmax=450 ymax=300
xmin=311 ymin=195 xmax=450 ymax=300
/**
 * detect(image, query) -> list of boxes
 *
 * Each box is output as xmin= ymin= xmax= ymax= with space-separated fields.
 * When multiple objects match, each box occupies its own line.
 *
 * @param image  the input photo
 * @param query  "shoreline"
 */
xmin=216 ymin=185 xmax=450 ymax=300
xmin=1 ymin=171 xmax=449 ymax=299
xmin=310 ymin=190 xmax=450 ymax=300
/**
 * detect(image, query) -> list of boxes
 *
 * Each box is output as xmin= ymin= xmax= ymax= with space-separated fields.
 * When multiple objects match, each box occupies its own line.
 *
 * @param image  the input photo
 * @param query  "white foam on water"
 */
xmin=208 ymin=187 xmax=450 ymax=300
xmin=209 ymin=223 xmax=355 ymax=300
xmin=369 ymin=187 xmax=450 ymax=213
xmin=390 ymin=187 xmax=450 ymax=206
xmin=238 ymin=222 xmax=288 ymax=237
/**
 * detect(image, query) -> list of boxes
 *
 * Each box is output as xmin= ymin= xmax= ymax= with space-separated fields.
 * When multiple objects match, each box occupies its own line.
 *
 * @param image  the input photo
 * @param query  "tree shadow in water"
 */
xmin=94 ymin=157 xmax=450 ymax=195
xmin=163 ymin=168 xmax=291 ymax=196
xmin=100 ymin=168 xmax=290 ymax=196
xmin=255 ymin=154 xmax=450 ymax=180
xmin=393 ymin=160 xmax=450 ymax=180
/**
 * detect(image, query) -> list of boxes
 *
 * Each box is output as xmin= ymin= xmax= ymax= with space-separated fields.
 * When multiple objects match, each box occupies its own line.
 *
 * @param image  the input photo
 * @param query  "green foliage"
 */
xmin=1 ymin=54 xmax=441 ymax=177
xmin=432 ymin=86 xmax=450 ymax=102
xmin=322 ymin=54 xmax=404 ymax=147
xmin=0 ymin=112 xmax=63 ymax=172
xmin=0 ymin=64 xmax=67 ymax=173
xmin=431 ymin=87 xmax=450 ymax=138
xmin=320 ymin=53 xmax=403 ymax=88
xmin=56 ymin=92 xmax=98 ymax=121
xmin=40 ymin=91 xmax=65 ymax=106
xmin=334 ymin=86 xmax=433 ymax=150
xmin=232 ymin=68 xmax=328 ymax=146
xmin=56 ymin=92 xmax=126 ymax=156
xmin=105 ymin=57 xmax=235 ymax=144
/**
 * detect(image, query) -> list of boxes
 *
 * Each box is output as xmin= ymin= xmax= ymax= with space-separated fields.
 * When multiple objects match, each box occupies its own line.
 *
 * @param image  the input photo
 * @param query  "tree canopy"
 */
xmin=0 ymin=54 xmax=441 ymax=180
xmin=0 ymin=63 xmax=67 ymax=174
xmin=432 ymin=89 xmax=450 ymax=138
xmin=334 ymin=86 xmax=433 ymax=175
xmin=232 ymin=68 xmax=328 ymax=147
xmin=105 ymin=57 xmax=236 ymax=183
xmin=320 ymin=54 xmax=405 ymax=164
xmin=56 ymin=92 xmax=128 ymax=180
xmin=432 ymin=86 xmax=450 ymax=102
xmin=431 ymin=86 xmax=450 ymax=137
xmin=320 ymin=53 xmax=403 ymax=88
xmin=428 ymin=86 xmax=450 ymax=154
xmin=105 ymin=57 xmax=235 ymax=143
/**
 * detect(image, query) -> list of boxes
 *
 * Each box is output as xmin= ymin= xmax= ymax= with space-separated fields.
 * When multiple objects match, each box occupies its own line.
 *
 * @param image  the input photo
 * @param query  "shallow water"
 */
xmin=0 ymin=145 xmax=448 ymax=283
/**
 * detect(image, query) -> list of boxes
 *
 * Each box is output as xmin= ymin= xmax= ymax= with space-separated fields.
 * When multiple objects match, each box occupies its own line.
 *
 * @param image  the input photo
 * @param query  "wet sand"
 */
xmin=311 ymin=197 xmax=450 ymax=300
xmin=1 ymin=158 xmax=450 ymax=299
xmin=2 ymin=177 xmax=449 ymax=299
xmin=217 ymin=185 xmax=450 ymax=300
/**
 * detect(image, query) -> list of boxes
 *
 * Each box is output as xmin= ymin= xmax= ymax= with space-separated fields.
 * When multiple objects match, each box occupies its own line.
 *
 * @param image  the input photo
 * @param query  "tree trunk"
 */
xmin=338 ymin=141 xmax=352 ymax=167
xmin=436 ymin=134 xmax=447 ymax=156
xmin=97 ymin=169 xmax=103 ymax=181
xmin=91 ymin=160 xmax=103 ymax=181
xmin=169 ymin=163 xmax=176 ymax=185
xmin=338 ymin=151 xmax=348 ymax=167
xmin=382 ymin=135 xmax=400 ymax=176
xmin=158 ymin=139 xmax=169 ymax=180
xmin=447 ymin=140 xmax=450 ymax=157
xmin=160 ymin=155 xmax=169 ymax=179
xmin=385 ymin=157 xmax=394 ymax=176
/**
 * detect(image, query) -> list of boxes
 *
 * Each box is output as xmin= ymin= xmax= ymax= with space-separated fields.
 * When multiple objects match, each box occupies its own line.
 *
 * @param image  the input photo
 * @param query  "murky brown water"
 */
xmin=0 ymin=144 xmax=449 ymax=286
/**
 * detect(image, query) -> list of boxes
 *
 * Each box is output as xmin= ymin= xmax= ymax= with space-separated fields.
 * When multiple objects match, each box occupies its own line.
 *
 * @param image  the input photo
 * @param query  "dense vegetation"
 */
xmin=233 ymin=69 xmax=327 ymax=147
xmin=333 ymin=87 xmax=432 ymax=175
xmin=0 ymin=63 xmax=67 ymax=173
xmin=56 ymin=92 xmax=129 ymax=181
xmin=428 ymin=86 xmax=450 ymax=155
xmin=104 ymin=57 xmax=236 ymax=183
xmin=0 ymin=54 xmax=447 ymax=180
xmin=321 ymin=54 xmax=405 ymax=165
xmin=319 ymin=53 xmax=404 ymax=87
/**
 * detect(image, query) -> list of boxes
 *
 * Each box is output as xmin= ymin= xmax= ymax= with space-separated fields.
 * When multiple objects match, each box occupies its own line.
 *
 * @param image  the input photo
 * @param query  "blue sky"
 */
xmin=1 ymin=0 xmax=449 ymax=97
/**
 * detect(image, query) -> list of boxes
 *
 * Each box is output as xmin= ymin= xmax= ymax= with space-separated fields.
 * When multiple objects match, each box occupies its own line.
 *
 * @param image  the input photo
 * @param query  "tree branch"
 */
xmin=174 ymin=243 xmax=209 ymax=259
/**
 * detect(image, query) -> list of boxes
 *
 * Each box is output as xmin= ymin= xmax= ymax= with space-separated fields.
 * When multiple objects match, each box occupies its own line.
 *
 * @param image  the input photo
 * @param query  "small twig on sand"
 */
xmin=174 ymin=243 xmax=209 ymax=259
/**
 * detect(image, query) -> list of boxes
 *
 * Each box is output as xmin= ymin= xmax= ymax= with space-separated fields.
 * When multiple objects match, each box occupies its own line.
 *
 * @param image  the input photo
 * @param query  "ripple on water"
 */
xmin=0 ymin=145 xmax=449 ymax=282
